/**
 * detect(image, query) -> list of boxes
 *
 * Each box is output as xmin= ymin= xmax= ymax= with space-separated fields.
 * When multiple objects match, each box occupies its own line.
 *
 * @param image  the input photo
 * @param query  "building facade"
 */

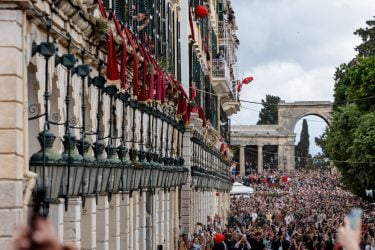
xmin=0 ymin=0 xmax=239 ymax=249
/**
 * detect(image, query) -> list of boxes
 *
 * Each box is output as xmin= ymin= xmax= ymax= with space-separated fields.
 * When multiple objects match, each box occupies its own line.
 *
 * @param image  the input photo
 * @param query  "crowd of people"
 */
xmin=179 ymin=170 xmax=375 ymax=250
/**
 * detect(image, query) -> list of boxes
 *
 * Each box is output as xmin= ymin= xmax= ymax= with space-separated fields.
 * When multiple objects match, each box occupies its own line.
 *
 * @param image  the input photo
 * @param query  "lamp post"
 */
xmin=129 ymin=99 xmax=143 ymax=191
xmin=117 ymin=92 xmax=133 ymax=193
xmin=55 ymin=35 xmax=84 ymax=208
xmin=148 ymin=103 xmax=160 ymax=190
xmin=29 ymin=21 xmax=63 ymax=214
xmin=105 ymin=85 xmax=122 ymax=199
xmin=75 ymin=50 xmax=93 ymax=207
xmin=88 ymin=62 xmax=105 ymax=200
xmin=139 ymin=103 xmax=152 ymax=189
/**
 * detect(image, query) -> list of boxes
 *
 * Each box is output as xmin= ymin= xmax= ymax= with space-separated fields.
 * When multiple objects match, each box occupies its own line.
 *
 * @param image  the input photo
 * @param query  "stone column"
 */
xmin=0 ymin=6 xmax=25 ymax=249
xmin=81 ymin=197 xmax=96 ymax=250
xmin=63 ymin=198 xmax=82 ymax=247
xmin=96 ymin=196 xmax=109 ymax=250
xmin=257 ymin=145 xmax=263 ymax=174
xmin=109 ymin=194 xmax=120 ymax=250
xmin=138 ymin=193 xmax=146 ymax=250
xmin=173 ymin=188 xmax=179 ymax=250
xmin=120 ymin=193 xmax=130 ymax=249
xmin=181 ymin=123 xmax=193 ymax=234
xmin=133 ymin=191 xmax=140 ymax=250
xmin=49 ymin=200 xmax=65 ymax=241
xmin=180 ymin=184 xmax=191 ymax=234
xmin=158 ymin=191 xmax=165 ymax=248
xmin=239 ymin=146 xmax=245 ymax=175
xmin=128 ymin=194 xmax=134 ymax=250
xmin=152 ymin=191 xmax=158 ymax=249
xmin=164 ymin=191 xmax=170 ymax=248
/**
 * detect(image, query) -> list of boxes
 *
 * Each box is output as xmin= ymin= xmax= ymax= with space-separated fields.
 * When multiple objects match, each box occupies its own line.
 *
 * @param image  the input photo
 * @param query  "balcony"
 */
xmin=211 ymin=59 xmax=231 ymax=94
xmin=222 ymin=101 xmax=240 ymax=116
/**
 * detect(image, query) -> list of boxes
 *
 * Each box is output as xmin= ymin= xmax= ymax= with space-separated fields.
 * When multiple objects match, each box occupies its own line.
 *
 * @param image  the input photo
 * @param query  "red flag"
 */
xmin=237 ymin=80 xmax=243 ymax=93
xmin=106 ymin=31 xmax=120 ymax=86
xmin=242 ymin=76 xmax=254 ymax=84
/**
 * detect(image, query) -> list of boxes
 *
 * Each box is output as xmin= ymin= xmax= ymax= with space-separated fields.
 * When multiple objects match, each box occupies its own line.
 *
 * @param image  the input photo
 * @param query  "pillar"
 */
xmin=180 ymin=184 xmax=191 ymax=234
xmin=128 ymin=194 xmax=134 ymax=250
xmin=257 ymin=145 xmax=263 ymax=174
xmin=138 ymin=192 xmax=146 ymax=250
xmin=158 ymin=191 xmax=165 ymax=248
xmin=109 ymin=194 xmax=120 ymax=250
xmin=81 ymin=197 xmax=96 ymax=250
xmin=120 ymin=193 xmax=130 ymax=249
xmin=239 ymin=146 xmax=245 ymax=176
xmin=96 ymin=196 xmax=109 ymax=250
xmin=133 ymin=191 xmax=140 ymax=250
xmin=49 ymin=200 xmax=65 ymax=241
xmin=145 ymin=191 xmax=153 ymax=250
xmin=152 ymin=191 xmax=158 ymax=249
xmin=164 ymin=191 xmax=170 ymax=248
xmin=173 ymin=188 xmax=179 ymax=250
xmin=63 ymin=198 xmax=82 ymax=247
xmin=0 ymin=6 xmax=25 ymax=249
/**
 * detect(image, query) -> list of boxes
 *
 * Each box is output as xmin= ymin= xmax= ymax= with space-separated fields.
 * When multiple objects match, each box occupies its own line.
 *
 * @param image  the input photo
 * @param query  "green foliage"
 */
xmin=321 ymin=18 xmax=375 ymax=196
xmin=257 ymin=95 xmax=281 ymax=125
xmin=354 ymin=18 xmax=375 ymax=56
xmin=296 ymin=119 xmax=310 ymax=168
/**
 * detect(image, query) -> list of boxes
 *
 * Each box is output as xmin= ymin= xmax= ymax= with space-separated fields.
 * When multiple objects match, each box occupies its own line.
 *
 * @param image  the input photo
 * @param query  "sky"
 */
xmin=230 ymin=0 xmax=375 ymax=155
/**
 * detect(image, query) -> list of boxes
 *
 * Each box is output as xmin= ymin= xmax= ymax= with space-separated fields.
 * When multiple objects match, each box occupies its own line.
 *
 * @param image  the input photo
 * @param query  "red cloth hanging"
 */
xmin=196 ymin=106 xmax=207 ymax=126
xmin=161 ymin=74 xmax=166 ymax=104
xmin=189 ymin=7 xmax=195 ymax=41
xmin=191 ymin=81 xmax=196 ymax=100
xmin=106 ymin=31 xmax=120 ymax=85
xmin=220 ymin=143 xmax=225 ymax=153
xmin=138 ymin=60 xmax=148 ymax=102
xmin=148 ymin=72 xmax=155 ymax=100
xmin=111 ymin=14 xmax=127 ymax=90
xmin=97 ymin=0 xmax=108 ymax=18
xmin=156 ymin=70 xmax=162 ymax=103
xmin=124 ymin=27 xmax=139 ymax=99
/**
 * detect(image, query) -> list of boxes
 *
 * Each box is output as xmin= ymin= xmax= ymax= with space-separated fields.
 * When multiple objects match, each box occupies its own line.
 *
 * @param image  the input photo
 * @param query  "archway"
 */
xmin=294 ymin=115 xmax=329 ymax=169
xmin=230 ymin=101 xmax=333 ymax=173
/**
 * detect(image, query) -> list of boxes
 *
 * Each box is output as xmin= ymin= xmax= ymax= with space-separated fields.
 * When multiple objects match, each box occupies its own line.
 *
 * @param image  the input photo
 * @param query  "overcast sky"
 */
xmin=230 ymin=0 xmax=375 ymax=155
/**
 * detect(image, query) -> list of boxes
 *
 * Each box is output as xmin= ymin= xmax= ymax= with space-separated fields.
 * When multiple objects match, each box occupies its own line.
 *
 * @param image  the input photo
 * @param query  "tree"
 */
xmin=295 ymin=119 xmax=310 ymax=168
xmin=257 ymin=95 xmax=281 ymax=125
xmin=321 ymin=17 xmax=375 ymax=196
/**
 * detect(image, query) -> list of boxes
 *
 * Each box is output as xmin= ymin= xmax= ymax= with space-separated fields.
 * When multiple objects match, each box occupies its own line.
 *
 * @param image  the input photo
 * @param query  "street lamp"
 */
xmin=30 ymin=130 xmax=64 ymax=202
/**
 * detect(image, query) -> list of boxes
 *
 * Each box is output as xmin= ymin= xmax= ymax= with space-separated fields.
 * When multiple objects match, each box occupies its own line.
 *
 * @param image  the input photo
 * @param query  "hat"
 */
xmin=214 ymin=233 xmax=225 ymax=243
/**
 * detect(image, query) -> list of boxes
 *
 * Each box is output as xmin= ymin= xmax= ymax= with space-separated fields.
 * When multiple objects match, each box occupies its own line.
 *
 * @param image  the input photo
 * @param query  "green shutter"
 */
xmin=115 ymin=0 xmax=126 ymax=22
xmin=103 ymin=0 xmax=109 ymax=9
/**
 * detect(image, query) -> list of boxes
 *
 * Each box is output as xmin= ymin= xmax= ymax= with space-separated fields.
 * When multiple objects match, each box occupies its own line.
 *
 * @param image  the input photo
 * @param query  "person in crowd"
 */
xmin=10 ymin=217 xmax=76 ymax=250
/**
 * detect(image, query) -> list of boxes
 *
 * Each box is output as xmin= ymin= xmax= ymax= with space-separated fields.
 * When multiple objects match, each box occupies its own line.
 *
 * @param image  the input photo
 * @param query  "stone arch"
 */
xmin=230 ymin=101 xmax=333 ymax=173
xmin=278 ymin=101 xmax=332 ymax=134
